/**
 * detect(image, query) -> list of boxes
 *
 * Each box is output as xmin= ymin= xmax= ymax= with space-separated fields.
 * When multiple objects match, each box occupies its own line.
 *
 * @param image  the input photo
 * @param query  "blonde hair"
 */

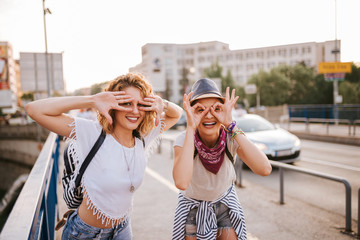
xmin=97 ymin=73 xmax=156 ymax=136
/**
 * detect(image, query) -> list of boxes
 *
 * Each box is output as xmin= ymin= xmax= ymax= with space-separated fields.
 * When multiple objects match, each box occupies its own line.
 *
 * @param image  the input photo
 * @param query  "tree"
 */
xmin=90 ymin=81 xmax=108 ymax=95
xmin=21 ymin=92 xmax=34 ymax=101
xmin=203 ymin=60 xmax=222 ymax=79
xmin=203 ymin=61 xmax=236 ymax=95
xmin=345 ymin=64 xmax=360 ymax=83
xmin=277 ymin=63 xmax=315 ymax=104
xmin=247 ymin=69 xmax=290 ymax=107
xmin=221 ymin=69 xmax=236 ymax=93
xmin=339 ymin=81 xmax=360 ymax=104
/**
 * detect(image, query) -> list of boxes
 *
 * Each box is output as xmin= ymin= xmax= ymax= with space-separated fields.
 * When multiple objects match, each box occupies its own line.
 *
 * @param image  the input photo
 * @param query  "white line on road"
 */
xmin=301 ymin=157 xmax=360 ymax=172
xmin=145 ymin=167 xmax=179 ymax=193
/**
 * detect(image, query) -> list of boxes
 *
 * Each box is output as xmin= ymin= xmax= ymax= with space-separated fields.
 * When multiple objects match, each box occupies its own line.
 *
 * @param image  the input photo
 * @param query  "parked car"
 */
xmin=172 ymin=111 xmax=187 ymax=129
xmin=234 ymin=114 xmax=301 ymax=164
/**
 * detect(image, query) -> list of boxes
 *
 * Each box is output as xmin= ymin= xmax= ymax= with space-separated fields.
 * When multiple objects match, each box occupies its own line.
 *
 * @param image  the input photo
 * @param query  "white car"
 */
xmin=235 ymin=114 xmax=301 ymax=163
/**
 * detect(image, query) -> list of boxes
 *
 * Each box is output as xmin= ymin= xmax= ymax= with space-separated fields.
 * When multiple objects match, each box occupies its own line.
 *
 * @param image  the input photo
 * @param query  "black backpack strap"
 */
xmin=74 ymin=129 xmax=106 ymax=188
xmin=225 ymin=144 xmax=234 ymax=165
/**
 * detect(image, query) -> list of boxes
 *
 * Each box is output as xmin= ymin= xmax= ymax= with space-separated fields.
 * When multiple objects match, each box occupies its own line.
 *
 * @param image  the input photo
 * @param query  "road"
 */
xmin=242 ymin=139 xmax=359 ymax=221
xmin=131 ymin=130 xmax=359 ymax=239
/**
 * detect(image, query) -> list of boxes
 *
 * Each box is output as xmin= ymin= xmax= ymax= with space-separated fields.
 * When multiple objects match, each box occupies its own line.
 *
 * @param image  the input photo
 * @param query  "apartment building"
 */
xmin=130 ymin=40 xmax=339 ymax=104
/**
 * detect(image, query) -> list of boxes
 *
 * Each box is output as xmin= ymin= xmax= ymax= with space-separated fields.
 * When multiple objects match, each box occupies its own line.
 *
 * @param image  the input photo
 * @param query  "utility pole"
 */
xmin=42 ymin=0 xmax=51 ymax=97
xmin=332 ymin=0 xmax=340 ymax=120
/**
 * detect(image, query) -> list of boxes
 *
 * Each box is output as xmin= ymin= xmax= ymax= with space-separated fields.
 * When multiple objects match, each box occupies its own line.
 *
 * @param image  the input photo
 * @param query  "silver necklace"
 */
xmin=121 ymin=145 xmax=136 ymax=193
xmin=114 ymin=132 xmax=136 ymax=193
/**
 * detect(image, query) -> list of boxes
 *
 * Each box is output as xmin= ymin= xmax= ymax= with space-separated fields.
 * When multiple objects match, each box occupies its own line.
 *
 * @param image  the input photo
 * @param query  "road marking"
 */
xmin=145 ymin=167 xmax=179 ymax=193
xmin=301 ymin=157 xmax=360 ymax=172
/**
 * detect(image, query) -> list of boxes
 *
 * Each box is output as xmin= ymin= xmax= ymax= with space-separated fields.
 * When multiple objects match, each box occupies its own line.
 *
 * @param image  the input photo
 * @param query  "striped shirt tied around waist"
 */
xmin=172 ymin=184 xmax=247 ymax=240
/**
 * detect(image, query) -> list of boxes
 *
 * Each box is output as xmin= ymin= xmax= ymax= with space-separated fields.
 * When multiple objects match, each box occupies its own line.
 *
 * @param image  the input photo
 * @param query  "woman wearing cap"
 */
xmin=172 ymin=78 xmax=272 ymax=240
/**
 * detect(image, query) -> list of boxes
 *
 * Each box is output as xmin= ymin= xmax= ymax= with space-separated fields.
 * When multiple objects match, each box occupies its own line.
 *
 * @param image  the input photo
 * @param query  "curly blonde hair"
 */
xmin=97 ymin=73 xmax=156 ymax=136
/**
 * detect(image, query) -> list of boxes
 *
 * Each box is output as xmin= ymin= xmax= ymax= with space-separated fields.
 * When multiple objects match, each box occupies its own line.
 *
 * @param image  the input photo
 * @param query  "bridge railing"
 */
xmin=0 ymin=132 xmax=60 ymax=240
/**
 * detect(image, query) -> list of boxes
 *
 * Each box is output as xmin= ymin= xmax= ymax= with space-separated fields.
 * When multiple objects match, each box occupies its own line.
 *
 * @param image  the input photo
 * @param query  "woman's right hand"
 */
xmin=93 ymin=91 xmax=133 ymax=124
xmin=183 ymin=92 xmax=208 ymax=130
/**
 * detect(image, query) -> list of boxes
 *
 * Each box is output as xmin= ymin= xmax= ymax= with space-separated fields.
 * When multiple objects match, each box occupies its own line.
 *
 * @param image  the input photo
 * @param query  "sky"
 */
xmin=1 ymin=0 xmax=359 ymax=92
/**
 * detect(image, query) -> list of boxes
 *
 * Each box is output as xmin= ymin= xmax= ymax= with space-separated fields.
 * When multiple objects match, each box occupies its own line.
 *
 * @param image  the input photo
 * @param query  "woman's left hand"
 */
xmin=138 ymin=95 xmax=164 ymax=126
xmin=210 ymin=87 xmax=239 ymax=126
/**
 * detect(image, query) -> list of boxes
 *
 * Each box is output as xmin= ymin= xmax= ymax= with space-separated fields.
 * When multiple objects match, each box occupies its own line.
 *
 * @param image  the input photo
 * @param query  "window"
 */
xmin=256 ymin=51 xmax=264 ymax=58
xmin=236 ymin=53 xmax=243 ymax=60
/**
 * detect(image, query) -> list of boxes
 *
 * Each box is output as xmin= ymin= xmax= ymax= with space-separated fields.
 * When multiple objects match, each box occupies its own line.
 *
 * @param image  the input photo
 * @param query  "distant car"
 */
xmin=234 ymin=114 xmax=301 ymax=164
xmin=172 ymin=111 xmax=187 ymax=129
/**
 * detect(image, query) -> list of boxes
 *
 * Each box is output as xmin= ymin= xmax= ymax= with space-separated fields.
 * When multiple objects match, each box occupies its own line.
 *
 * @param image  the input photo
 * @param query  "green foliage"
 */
xmin=222 ymin=70 xmax=236 ymax=93
xmin=90 ymin=81 xmax=108 ymax=95
xmin=339 ymin=81 xmax=360 ymax=103
xmin=345 ymin=64 xmax=360 ymax=83
xmin=247 ymin=69 xmax=290 ymax=106
xmin=307 ymin=74 xmax=333 ymax=104
xmin=20 ymin=92 xmax=34 ymax=101
xmin=277 ymin=63 xmax=316 ymax=104
xmin=203 ymin=61 xmax=236 ymax=95
xmin=203 ymin=60 xmax=223 ymax=79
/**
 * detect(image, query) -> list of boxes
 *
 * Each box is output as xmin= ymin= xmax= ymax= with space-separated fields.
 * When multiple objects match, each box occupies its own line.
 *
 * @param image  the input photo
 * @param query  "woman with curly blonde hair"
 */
xmin=26 ymin=72 xmax=182 ymax=239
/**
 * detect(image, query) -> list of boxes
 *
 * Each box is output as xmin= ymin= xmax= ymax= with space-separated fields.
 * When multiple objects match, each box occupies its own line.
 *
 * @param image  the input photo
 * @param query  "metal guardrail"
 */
xmin=358 ymin=187 xmax=360 ymax=238
xmin=0 ymin=133 xmax=60 ymax=240
xmin=288 ymin=117 xmax=354 ymax=136
xmin=235 ymin=158 xmax=354 ymax=234
xmin=354 ymin=120 xmax=360 ymax=136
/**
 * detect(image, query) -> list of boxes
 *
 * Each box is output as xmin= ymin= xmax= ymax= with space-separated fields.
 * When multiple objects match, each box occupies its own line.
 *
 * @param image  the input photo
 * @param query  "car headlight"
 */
xmin=254 ymin=142 xmax=267 ymax=151
xmin=294 ymin=138 xmax=301 ymax=147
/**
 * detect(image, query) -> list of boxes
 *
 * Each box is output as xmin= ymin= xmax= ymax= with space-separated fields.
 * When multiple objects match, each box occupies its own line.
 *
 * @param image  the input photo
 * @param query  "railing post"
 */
xmin=279 ymin=167 xmax=284 ymax=204
xmin=235 ymin=157 xmax=244 ymax=188
xmin=342 ymin=180 xmax=352 ymax=233
xmin=358 ymin=188 xmax=360 ymax=238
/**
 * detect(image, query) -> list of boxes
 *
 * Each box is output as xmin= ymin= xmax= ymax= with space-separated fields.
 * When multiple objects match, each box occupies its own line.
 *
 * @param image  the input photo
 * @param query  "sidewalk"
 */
xmin=282 ymin=122 xmax=360 ymax=146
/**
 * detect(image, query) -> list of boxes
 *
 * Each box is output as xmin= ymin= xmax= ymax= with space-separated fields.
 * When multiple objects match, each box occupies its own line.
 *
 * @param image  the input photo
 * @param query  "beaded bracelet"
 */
xmin=231 ymin=128 xmax=245 ymax=140
xmin=226 ymin=121 xmax=236 ymax=133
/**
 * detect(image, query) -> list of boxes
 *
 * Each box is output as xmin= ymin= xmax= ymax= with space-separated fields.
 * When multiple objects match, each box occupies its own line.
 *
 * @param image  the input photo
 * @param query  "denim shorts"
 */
xmin=61 ymin=210 xmax=132 ymax=240
xmin=185 ymin=202 xmax=232 ymax=237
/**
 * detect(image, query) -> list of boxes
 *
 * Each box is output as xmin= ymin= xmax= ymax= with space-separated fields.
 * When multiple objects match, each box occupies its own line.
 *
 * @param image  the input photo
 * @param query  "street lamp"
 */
xmin=42 ymin=0 xmax=51 ymax=97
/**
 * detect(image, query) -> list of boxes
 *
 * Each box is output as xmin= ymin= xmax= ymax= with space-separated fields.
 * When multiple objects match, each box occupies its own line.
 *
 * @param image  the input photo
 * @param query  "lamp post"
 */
xmin=42 ymin=0 xmax=51 ymax=97
xmin=332 ymin=0 xmax=340 ymax=121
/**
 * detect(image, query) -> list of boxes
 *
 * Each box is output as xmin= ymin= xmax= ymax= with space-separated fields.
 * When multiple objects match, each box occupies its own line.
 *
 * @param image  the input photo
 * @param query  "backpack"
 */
xmin=62 ymin=130 xmax=106 ymax=209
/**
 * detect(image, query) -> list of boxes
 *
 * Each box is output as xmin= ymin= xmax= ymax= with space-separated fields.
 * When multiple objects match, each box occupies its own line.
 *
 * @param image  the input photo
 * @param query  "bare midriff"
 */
xmin=77 ymin=195 xmax=125 ymax=229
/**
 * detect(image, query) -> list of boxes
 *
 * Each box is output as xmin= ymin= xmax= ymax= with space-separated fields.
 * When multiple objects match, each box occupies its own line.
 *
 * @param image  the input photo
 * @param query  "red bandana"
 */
xmin=194 ymin=128 xmax=226 ymax=174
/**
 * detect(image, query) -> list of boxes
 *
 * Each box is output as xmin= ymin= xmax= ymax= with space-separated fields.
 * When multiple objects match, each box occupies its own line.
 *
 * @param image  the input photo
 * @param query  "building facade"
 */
xmin=20 ymin=52 xmax=65 ymax=100
xmin=130 ymin=40 xmax=340 ymax=104
xmin=0 ymin=42 xmax=18 ymax=113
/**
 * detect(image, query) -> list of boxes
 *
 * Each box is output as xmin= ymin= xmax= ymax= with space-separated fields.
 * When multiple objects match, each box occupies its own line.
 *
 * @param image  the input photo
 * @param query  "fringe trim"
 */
xmin=82 ymin=183 xmax=130 ymax=227
xmin=144 ymin=118 xmax=166 ymax=158
xmin=64 ymin=120 xmax=82 ymax=191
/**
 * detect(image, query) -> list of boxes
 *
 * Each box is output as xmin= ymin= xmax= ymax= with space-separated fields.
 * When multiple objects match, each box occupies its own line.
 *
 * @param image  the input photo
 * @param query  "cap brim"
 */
xmin=190 ymin=93 xmax=225 ymax=103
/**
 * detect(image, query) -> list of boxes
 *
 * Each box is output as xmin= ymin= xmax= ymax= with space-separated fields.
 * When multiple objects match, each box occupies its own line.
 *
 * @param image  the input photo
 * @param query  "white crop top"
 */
xmin=174 ymin=131 xmax=239 ymax=201
xmin=66 ymin=117 xmax=164 ymax=226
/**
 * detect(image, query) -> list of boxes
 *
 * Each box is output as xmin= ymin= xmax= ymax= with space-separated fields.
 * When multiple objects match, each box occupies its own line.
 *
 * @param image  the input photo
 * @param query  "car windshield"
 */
xmin=236 ymin=116 xmax=275 ymax=132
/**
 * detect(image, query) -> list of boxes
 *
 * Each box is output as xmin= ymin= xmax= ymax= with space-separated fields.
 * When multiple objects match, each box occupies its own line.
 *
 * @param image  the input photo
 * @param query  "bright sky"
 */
xmin=1 ymin=0 xmax=359 ymax=92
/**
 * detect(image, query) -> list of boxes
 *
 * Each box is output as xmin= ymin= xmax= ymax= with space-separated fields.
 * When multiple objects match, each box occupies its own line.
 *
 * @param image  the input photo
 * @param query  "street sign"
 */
xmin=324 ymin=73 xmax=346 ymax=82
xmin=245 ymin=84 xmax=257 ymax=94
xmin=318 ymin=62 xmax=352 ymax=74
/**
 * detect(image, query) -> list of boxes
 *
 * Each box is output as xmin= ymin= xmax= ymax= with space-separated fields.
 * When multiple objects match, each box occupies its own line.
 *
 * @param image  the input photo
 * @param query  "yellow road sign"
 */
xmin=318 ymin=62 xmax=352 ymax=74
